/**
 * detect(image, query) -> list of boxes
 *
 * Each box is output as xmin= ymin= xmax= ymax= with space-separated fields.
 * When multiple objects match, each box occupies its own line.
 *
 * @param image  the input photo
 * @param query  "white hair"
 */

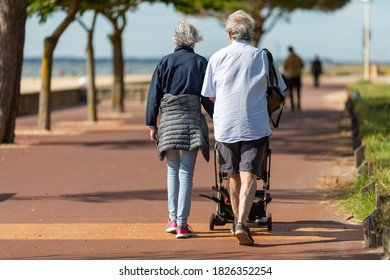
xmin=172 ymin=20 xmax=203 ymax=47
xmin=225 ymin=10 xmax=255 ymax=41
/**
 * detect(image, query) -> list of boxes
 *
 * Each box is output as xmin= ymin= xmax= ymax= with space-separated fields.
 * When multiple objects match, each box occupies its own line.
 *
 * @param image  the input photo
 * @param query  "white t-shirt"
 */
xmin=201 ymin=40 xmax=286 ymax=143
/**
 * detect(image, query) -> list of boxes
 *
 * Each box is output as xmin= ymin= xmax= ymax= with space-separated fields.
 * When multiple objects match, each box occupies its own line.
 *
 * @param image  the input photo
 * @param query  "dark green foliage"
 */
xmin=161 ymin=0 xmax=350 ymax=46
xmin=28 ymin=0 xmax=140 ymax=22
xmin=163 ymin=0 xmax=350 ymax=15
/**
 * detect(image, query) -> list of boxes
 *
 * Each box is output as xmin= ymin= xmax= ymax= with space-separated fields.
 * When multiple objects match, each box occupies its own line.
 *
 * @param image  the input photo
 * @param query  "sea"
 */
xmin=22 ymin=57 xmax=160 ymax=78
xmin=23 ymin=56 xmax=377 ymax=78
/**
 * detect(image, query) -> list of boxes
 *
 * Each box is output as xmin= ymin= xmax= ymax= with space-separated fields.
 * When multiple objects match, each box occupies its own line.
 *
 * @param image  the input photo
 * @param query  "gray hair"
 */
xmin=225 ymin=10 xmax=255 ymax=41
xmin=172 ymin=20 xmax=203 ymax=47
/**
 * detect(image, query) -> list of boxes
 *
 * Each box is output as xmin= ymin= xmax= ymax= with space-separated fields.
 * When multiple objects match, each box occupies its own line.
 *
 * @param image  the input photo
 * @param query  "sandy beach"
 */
xmin=20 ymin=74 xmax=152 ymax=94
xmin=21 ymin=73 xmax=390 ymax=94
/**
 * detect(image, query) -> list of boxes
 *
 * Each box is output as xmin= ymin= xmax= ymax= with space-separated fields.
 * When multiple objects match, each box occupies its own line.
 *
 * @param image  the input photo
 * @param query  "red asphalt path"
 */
xmin=0 ymin=76 xmax=384 ymax=260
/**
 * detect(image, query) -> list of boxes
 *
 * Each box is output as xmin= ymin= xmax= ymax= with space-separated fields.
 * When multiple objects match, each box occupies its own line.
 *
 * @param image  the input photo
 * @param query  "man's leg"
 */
xmin=314 ymin=74 xmax=319 ymax=87
xmin=228 ymin=174 xmax=241 ymax=225
xmin=217 ymin=141 xmax=240 ymax=227
xmin=296 ymin=78 xmax=302 ymax=111
xmin=288 ymin=83 xmax=295 ymax=111
xmin=234 ymin=137 xmax=268 ymax=245
xmin=235 ymin=171 xmax=257 ymax=245
xmin=237 ymin=171 xmax=257 ymax=224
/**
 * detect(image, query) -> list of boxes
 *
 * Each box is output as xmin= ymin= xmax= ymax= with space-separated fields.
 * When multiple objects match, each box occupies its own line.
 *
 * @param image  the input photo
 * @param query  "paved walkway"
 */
xmin=0 ymin=76 xmax=384 ymax=259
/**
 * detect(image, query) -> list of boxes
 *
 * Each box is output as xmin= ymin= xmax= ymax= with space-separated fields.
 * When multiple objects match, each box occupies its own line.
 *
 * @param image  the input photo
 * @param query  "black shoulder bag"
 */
xmin=263 ymin=48 xmax=284 ymax=128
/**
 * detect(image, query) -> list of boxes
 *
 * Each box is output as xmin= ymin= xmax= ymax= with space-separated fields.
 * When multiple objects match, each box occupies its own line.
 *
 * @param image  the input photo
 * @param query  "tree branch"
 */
xmin=51 ymin=0 xmax=80 ymax=39
xmin=76 ymin=16 xmax=88 ymax=32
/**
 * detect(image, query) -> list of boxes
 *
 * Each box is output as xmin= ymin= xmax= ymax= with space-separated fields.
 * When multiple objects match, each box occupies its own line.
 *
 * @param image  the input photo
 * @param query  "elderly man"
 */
xmin=201 ymin=10 xmax=286 ymax=245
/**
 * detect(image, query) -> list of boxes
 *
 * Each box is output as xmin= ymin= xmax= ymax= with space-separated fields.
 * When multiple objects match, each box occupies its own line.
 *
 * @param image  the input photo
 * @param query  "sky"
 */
xmin=24 ymin=0 xmax=390 ymax=64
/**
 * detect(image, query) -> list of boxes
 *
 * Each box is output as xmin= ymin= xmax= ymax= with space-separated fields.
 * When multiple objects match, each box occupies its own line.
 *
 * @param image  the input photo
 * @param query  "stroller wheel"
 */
xmin=267 ymin=213 xmax=272 ymax=231
xmin=209 ymin=213 xmax=215 ymax=231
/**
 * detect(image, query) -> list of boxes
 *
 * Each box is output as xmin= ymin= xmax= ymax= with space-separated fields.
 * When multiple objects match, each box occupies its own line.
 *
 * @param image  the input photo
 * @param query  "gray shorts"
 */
xmin=217 ymin=137 xmax=268 ymax=175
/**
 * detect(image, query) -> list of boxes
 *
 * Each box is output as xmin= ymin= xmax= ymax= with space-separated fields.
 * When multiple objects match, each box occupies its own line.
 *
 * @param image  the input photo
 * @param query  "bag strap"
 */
xmin=263 ymin=48 xmax=284 ymax=128
xmin=271 ymin=105 xmax=283 ymax=128
xmin=263 ymin=48 xmax=279 ymax=87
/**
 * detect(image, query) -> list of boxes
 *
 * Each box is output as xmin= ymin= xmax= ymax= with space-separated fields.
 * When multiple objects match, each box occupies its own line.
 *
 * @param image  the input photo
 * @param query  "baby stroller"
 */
xmin=199 ymin=139 xmax=273 ymax=231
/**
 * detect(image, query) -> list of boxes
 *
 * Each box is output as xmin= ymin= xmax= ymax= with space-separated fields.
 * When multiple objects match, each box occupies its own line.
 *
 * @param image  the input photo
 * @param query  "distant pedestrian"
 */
xmin=201 ymin=10 xmax=286 ymax=246
xmin=145 ymin=20 xmax=214 ymax=239
xmin=311 ymin=55 xmax=322 ymax=88
xmin=58 ymin=68 xmax=65 ymax=76
xmin=283 ymin=46 xmax=304 ymax=112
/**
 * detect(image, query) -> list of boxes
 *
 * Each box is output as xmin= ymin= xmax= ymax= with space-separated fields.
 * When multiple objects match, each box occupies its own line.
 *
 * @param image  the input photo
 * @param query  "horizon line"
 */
xmin=23 ymin=56 xmax=390 ymax=65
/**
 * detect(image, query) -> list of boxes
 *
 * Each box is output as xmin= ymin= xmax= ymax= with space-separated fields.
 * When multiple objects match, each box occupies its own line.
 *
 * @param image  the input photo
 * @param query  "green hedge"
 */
xmin=342 ymin=81 xmax=390 ymax=225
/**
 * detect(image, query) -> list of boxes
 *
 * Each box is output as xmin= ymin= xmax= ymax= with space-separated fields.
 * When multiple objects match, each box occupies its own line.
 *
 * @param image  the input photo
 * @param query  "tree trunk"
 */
xmin=85 ymin=14 xmax=98 ymax=122
xmin=37 ymin=37 xmax=56 ymax=130
xmin=251 ymin=25 xmax=263 ymax=47
xmin=0 ymin=0 xmax=27 ymax=144
xmin=251 ymin=13 xmax=264 ymax=48
xmin=37 ymin=0 xmax=80 ymax=131
xmin=103 ymin=11 xmax=127 ymax=114
xmin=109 ymin=29 xmax=125 ymax=113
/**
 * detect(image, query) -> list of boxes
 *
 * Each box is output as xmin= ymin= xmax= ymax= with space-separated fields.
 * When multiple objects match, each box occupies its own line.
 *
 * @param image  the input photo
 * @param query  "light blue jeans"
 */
xmin=166 ymin=149 xmax=198 ymax=226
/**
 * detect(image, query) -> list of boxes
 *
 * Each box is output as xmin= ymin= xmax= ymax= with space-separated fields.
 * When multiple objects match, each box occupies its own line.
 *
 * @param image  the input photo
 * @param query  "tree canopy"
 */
xmin=165 ymin=0 xmax=351 ymax=46
xmin=28 ymin=0 xmax=141 ymax=21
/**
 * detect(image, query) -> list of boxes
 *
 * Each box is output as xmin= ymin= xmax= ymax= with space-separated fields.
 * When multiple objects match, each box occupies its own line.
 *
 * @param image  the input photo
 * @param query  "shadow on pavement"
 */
xmin=269 ymin=109 xmax=347 ymax=159
xmin=33 ymin=138 xmax=156 ymax=150
xmin=0 ymin=193 xmax=17 ymax=202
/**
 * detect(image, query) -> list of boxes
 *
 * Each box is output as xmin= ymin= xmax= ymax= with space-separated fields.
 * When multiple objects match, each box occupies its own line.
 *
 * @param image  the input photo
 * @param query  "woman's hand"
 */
xmin=149 ymin=126 xmax=158 ymax=141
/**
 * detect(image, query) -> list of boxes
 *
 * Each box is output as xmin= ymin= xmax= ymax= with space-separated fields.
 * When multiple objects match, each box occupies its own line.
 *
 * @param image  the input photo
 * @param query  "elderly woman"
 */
xmin=145 ymin=21 xmax=213 ymax=238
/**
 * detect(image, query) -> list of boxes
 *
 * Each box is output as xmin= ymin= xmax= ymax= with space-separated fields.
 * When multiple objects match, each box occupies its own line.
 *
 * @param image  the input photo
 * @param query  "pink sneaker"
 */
xmin=166 ymin=218 xmax=177 ymax=233
xmin=176 ymin=224 xmax=193 ymax=238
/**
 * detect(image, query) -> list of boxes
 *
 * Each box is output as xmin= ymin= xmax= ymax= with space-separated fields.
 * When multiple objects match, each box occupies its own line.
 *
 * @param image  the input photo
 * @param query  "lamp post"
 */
xmin=363 ymin=0 xmax=371 ymax=80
